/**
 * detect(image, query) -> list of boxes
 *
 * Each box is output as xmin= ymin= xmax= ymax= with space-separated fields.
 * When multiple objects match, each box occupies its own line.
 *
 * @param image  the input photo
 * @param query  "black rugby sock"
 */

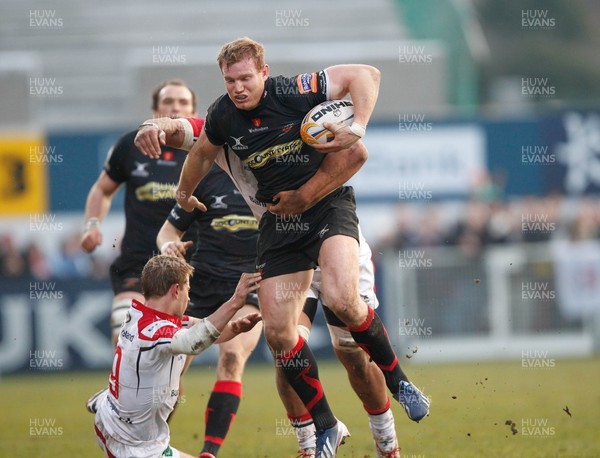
xmin=202 ymin=380 xmax=242 ymax=456
xmin=276 ymin=336 xmax=336 ymax=431
xmin=348 ymin=307 xmax=408 ymax=397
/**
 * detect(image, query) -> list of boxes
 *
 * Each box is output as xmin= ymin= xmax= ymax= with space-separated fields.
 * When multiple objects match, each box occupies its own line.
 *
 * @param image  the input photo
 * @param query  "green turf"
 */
xmin=1 ymin=359 xmax=599 ymax=457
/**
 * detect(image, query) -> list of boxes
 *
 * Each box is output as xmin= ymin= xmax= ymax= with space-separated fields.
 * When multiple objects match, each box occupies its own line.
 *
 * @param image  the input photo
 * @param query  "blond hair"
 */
xmin=217 ymin=37 xmax=265 ymax=72
xmin=141 ymin=255 xmax=194 ymax=298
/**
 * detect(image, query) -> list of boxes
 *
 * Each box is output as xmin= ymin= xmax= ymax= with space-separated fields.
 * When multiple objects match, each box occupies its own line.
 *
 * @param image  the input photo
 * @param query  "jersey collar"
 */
xmin=132 ymin=299 xmax=182 ymax=326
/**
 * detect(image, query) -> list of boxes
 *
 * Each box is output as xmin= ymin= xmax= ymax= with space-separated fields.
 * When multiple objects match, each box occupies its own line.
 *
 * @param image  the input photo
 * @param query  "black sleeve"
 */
xmin=103 ymin=130 xmax=135 ymax=183
xmin=204 ymin=97 xmax=228 ymax=146
xmin=166 ymin=204 xmax=198 ymax=233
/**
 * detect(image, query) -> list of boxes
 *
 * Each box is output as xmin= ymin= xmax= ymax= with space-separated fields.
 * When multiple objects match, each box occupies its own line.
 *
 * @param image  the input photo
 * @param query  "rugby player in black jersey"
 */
xmin=156 ymin=164 xmax=261 ymax=458
xmin=152 ymin=141 xmax=428 ymax=458
xmin=135 ymin=38 xmax=429 ymax=458
xmin=81 ymin=80 xmax=197 ymax=346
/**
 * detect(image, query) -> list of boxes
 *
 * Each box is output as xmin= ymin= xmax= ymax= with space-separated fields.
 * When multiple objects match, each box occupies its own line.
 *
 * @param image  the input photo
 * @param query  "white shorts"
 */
xmin=94 ymin=417 xmax=180 ymax=458
xmin=308 ymin=226 xmax=379 ymax=309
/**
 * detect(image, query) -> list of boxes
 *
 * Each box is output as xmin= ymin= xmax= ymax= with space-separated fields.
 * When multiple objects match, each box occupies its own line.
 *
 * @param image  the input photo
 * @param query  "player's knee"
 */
xmin=264 ymin=325 xmax=297 ymax=352
xmin=323 ymin=292 xmax=362 ymax=324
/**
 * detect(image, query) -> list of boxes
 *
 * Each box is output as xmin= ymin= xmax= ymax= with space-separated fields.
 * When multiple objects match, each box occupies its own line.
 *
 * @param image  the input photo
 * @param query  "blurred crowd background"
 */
xmin=2 ymin=0 xmax=600 ymax=372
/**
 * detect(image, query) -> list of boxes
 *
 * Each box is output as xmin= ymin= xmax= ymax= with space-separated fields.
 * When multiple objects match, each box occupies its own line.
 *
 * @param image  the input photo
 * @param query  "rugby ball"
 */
xmin=300 ymin=100 xmax=354 ymax=145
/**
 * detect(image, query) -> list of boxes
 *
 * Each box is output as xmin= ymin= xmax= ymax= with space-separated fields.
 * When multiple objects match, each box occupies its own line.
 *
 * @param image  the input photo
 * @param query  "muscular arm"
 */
xmin=81 ymin=172 xmax=121 ymax=252
xmin=326 ymin=64 xmax=380 ymax=127
xmin=176 ymin=131 xmax=222 ymax=212
xmin=313 ymin=64 xmax=381 ymax=153
xmin=269 ymin=140 xmax=368 ymax=215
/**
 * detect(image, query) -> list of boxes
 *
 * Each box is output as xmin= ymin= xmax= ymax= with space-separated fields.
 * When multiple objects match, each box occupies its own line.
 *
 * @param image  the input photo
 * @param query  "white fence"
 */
xmin=380 ymin=242 xmax=600 ymax=363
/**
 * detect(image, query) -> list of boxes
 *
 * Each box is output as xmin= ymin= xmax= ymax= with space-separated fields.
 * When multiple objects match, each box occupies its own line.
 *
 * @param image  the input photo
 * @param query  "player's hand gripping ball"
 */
xmin=300 ymin=100 xmax=354 ymax=145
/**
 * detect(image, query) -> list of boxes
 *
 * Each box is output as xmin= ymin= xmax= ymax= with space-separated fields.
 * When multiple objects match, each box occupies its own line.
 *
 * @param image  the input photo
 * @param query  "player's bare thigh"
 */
xmin=258 ymin=270 xmax=313 ymax=350
xmin=318 ymin=234 xmax=366 ymax=327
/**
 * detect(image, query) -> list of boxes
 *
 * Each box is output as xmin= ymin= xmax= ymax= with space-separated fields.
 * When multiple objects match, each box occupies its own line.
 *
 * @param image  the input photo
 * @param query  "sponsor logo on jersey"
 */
xmin=281 ymin=122 xmax=295 ymax=133
xmin=244 ymin=139 xmax=303 ymax=169
xmin=210 ymin=194 xmax=228 ymax=209
xmin=210 ymin=214 xmax=258 ymax=232
xmin=230 ymin=136 xmax=249 ymax=150
xmin=120 ymin=329 xmax=134 ymax=342
xmin=132 ymin=161 xmax=150 ymax=177
xmin=135 ymin=182 xmax=177 ymax=201
xmin=249 ymin=126 xmax=269 ymax=133
xmin=249 ymin=195 xmax=267 ymax=207
xmin=297 ymin=73 xmax=317 ymax=94
xmin=318 ymin=224 xmax=330 ymax=238
xmin=251 ymin=118 xmax=261 ymax=127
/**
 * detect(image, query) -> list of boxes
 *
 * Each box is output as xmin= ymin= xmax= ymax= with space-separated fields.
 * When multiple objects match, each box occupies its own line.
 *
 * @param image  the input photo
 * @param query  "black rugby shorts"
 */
xmin=256 ymin=186 xmax=359 ymax=279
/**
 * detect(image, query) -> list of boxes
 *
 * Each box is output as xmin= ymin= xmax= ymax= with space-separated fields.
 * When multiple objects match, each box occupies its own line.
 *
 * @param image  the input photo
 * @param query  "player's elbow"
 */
xmin=365 ymin=65 xmax=381 ymax=85
xmin=350 ymin=141 xmax=368 ymax=167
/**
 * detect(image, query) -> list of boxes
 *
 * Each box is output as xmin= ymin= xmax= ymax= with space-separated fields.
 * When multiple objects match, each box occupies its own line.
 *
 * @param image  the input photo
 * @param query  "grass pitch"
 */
xmin=2 ymin=358 xmax=599 ymax=457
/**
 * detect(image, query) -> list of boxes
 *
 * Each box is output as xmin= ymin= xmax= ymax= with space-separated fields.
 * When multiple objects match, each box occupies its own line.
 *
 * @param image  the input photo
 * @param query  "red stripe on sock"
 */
xmin=299 ymin=365 xmax=324 ymax=412
xmin=287 ymin=411 xmax=313 ymax=423
xmin=279 ymin=336 xmax=305 ymax=363
xmin=212 ymin=380 xmax=242 ymax=397
xmin=348 ymin=306 xmax=375 ymax=333
xmin=364 ymin=397 xmax=391 ymax=415
xmin=205 ymin=435 xmax=225 ymax=446
xmin=376 ymin=355 xmax=398 ymax=372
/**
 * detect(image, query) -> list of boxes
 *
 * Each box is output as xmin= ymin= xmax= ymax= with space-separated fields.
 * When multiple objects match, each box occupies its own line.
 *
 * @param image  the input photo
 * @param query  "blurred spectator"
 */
xmin=24 ymin=242 xmax=51 ymax=280
xmin=0 ymin=234 xmax=26 ymax=278
xmin=568 ymin=199 xmax=599 ymax=241
xmin=446 ymin=200 xmax=492 ymax=257
xmin=50 ymin=233 xmax=93 ymax=278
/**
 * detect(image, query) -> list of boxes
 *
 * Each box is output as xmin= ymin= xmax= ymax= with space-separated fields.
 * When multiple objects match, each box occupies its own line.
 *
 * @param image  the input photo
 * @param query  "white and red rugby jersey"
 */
xmin=95 ymin=299 xmax=191 ymax=454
